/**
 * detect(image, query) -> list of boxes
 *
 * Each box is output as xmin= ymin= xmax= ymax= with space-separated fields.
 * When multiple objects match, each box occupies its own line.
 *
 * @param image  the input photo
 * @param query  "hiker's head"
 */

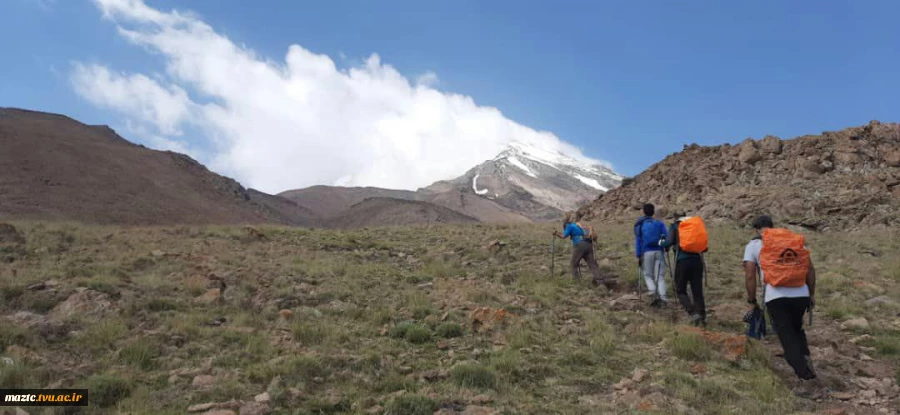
xmin=564 ymin=211 xmax=575 ymax=224
xmin=752 ymin=215 xmax=774 ymax=234
xmin=575 ymin=211 xmax=585 ymax=221
xmin=643 ymin=203 xmax=655 ymax=217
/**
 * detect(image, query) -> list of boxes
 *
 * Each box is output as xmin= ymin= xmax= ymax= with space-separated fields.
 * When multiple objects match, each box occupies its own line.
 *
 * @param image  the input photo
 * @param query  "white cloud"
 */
xmin=416 ymin=71 xmax=439 ymax=88
xmin=70 ymin=62 xmax=194 ymax=137
xmin=71 ymin=0 xmax=614 ymax=194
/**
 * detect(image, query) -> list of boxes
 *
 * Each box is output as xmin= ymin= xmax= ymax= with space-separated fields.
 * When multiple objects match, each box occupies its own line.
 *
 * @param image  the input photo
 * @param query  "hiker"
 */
xmin=660 ymin=212 xmax=709 ymax=326
xmin=633 ymin=204 xmax=669 ymax=305
xmin=553 ymin=211 xmax=605 ymax=284
xmin=743 ymin=215 xmax=818 ymax=386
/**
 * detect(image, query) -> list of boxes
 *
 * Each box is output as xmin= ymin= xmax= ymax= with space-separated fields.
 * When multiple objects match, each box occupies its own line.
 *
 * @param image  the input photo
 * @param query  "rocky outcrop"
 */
xmin=580 ymin=121 xmax=900 ymax=230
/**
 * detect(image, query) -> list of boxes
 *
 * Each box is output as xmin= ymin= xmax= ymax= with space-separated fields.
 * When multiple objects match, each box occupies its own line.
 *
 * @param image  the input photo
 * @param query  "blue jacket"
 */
xmin=562 ymin=222 xmax=586 ymax=246
xmin=634 ymin=216 xmax=667 ymax=257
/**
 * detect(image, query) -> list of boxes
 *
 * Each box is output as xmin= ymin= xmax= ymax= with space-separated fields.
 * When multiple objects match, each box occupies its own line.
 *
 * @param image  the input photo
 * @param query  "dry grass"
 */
xmin=0 ymin=218 xmax=896 ymax=413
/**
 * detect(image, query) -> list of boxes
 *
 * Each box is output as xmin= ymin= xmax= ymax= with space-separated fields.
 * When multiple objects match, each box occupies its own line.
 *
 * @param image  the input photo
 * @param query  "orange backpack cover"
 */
xmin=677 ymin=216 xmax=708 ymax=254
xmin=759 ymin=228 xmax=810 ymax=287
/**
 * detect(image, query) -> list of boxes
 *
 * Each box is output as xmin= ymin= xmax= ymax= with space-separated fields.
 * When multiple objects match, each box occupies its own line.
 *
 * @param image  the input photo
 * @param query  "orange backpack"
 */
xmin=677 ymin=216 xmax=708 ymax=254
xmin=759 ymin=228 xmax=810 ymax=287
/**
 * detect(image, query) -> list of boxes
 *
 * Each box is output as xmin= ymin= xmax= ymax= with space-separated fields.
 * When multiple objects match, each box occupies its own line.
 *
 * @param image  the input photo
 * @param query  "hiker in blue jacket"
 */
xmin=553 ymin=211 xmax=604 ymax=284
xmin=634 ymin=204 xmax=669 ymax=305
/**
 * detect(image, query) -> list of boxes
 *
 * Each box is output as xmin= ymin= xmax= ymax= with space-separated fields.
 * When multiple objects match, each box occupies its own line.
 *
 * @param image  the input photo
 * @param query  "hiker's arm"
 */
xmin=634 ymin=226 xmax=642 ymax=258
xmin=660 ymin=224 xmax=675 ymax=249
xmin=743 ymin=261 xmax=758 ymax=305
xmin=807 ymin=258 xmax=816 ymax=308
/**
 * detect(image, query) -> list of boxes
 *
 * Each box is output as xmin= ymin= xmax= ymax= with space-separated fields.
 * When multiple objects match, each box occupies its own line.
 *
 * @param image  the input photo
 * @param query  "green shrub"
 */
xmin=450 ymin=364 xmax=497 ymax=389
xmin=405 ymin=325 xmax=432 ymax=344
xmin=436 ymin=323 xmax=463 ymax=338
xmin=86 ymin=375 xmax=132 ymax=408
xmin=668 ymin=332 xmax=713 ymax=362
xmin=389 ymin=321 xmax=416 ymax=339
xmin=385 ymin=394 xmax=437 ymax=415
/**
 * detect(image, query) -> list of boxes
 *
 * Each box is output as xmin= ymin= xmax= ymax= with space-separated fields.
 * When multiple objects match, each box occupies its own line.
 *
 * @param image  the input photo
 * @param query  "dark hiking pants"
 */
xmin=674 ymin=256 xmax=705 ymax=318
xmin=571 ymin=241 xmax=602 ymax=282
xmin=766 ymin=297 xmax=815 ymax=380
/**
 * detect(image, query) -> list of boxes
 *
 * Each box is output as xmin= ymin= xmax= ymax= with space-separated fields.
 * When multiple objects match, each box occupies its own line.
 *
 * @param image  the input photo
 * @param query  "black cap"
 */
xmin=752 ymin=215 xmax=774 ymax=230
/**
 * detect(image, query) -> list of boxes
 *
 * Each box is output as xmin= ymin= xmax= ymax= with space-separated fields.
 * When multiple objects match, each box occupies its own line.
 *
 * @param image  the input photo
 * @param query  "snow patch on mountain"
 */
xmin=574 ymin=174 xmax=609 ymax=192
xmin=472 ymin=174 xmax=489 ymax=195
xmin=507 ymin=156 xmax=538 ymax=178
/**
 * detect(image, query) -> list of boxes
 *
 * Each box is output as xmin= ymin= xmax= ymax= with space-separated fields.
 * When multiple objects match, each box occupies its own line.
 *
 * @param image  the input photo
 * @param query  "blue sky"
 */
xmin=2 ymin=0 xmax=899 ymax=193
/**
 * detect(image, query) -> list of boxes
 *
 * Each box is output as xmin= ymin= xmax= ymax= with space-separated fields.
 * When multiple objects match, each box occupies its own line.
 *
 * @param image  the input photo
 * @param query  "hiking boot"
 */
xmin=792 ymin=377 xmax=823 ymax=399
xmin=689 ymin=313 xmax=702 ymax=326
xmin=803 ymin=355 xmax=817 ymax=379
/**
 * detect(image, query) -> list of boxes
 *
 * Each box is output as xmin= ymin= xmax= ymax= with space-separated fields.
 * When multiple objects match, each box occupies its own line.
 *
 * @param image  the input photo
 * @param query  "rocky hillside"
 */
xmin=278 ymin=186 xmax=418 ymax=219
xmin=580 ymin=120 xmax=900 ymax=230
xmin=0 ymin=108 xmax=316 ymax=227
xmin=321 ymin=197 xmax=480 ymax=229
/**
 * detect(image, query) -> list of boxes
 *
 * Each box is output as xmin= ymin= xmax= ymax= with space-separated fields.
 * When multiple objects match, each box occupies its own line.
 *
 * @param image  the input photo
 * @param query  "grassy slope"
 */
xmin=0 ymin=220 xmax=897 ymax=414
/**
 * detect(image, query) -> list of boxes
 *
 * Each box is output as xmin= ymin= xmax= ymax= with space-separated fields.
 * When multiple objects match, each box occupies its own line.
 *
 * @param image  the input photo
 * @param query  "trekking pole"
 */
xmin=550 ymin=235 xmax=556 ymax=278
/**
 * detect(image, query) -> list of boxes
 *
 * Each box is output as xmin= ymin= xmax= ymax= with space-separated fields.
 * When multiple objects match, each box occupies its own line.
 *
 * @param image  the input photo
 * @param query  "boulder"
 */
xmin=738 ymin=139 xmax=763 ymax=165
xmin=50 ymin=289 xmax=114 ymax=319
xmin=760 ymin=135 xmax=783 ymax=154
xmin=840 ymin=317 xmax=870 ymax=331
xmin=0 ymin=223 xmax=25 ymax=245
xmin=239 ymin=402 xmax=271 ymax=415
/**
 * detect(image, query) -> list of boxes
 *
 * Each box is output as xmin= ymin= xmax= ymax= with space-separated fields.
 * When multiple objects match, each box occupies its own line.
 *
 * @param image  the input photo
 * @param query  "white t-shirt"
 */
xmin=742 ymin=239 xmax=810 ymax=304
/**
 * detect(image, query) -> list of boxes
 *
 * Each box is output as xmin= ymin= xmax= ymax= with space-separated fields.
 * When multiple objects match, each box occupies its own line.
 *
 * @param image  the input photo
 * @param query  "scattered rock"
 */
xmin=192 ymin=375 xmax=217 ymax=388
xmin=203 ymin=411 xmax=236 ymax=415
xmin=850 ymin=334 xmax=873 ymax=344
xmin=195 ymin=288 xmax=223 ymax=305
xmin=680 ymin=327 xmax=748 ymax=362
xmin=578 ymin=395 xmax=603 ymax=406
xmin=761 ymin=135 xmax=783 ymax=154
xmin=437 ymin=341 xmax=449 ymax=350
xmin=818 ymin=408 xmax=848 ymax=415
xmin=632 ymin=368 xmax=649 ymax=383
xmin=830 ymin=392 xmax=854 ymax=401
xmin=279 ymin=309 xmax=293 ymax=320
xmin=364 ymin=405 xmax=384 ymax=414
xmin=50 ymin=289 xmax=114 ymax=319
xmin=860 ymin=353 xmax=874 ymax=361
xmin=188 ymin=403 xmax=216 ymax=412
xmin=239 ymin=402 xmax=271 ymax=415
xmin=470 ymin=307 xmax=513 ymax=333
xmin=864 ymin=296 xmax=896 ymax=308
xmin=614 ymin=378 xmax=635 ymax=390
xmin=0 ymin=223 xmax=25 ymax=245
xmin=690 ymin=363 xmax=707 ymax=375
xmin=417 ymin=282 xmax=434 ymax=289
xmin=484 ymin=240 xmax=506 ymax=251
xmin=636 ymin=400 xmax=655 ymax=411
xmin=471 ymin=395 xmax=493 ymax=405
xmin=738 ymin=139 xmax=763 ymax=164
xmin=609 ymin=294 xmax=641 ymax=311
xmin=461 ymin=405 xmax=499 ymax=415
xmin=254 ymin=392 xmax=270 ymax=403
xmin=4 ymin=345 xmax=40 ymax=363
xmin=421 ymin=370 xmax=449 ymax=382
xmin=151 ymin=249 xmax=166 ymax=257
xmin=840 ymin=317 xmax=870 ymax=330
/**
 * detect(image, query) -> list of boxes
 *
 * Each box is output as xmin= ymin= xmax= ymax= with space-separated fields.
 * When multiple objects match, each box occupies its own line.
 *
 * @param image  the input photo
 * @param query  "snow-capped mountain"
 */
xmin=419 ymin=141 xmax=624 ymax=221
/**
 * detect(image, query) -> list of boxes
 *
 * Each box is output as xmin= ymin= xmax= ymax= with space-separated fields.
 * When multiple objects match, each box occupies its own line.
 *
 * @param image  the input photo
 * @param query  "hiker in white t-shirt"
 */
xmin=742 ymin=215 xmax=819 ymax=395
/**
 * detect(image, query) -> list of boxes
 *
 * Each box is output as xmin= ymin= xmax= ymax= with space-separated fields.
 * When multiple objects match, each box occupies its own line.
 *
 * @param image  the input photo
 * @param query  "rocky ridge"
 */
xmin=580 ymin=120 xmax=900 ymax=230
